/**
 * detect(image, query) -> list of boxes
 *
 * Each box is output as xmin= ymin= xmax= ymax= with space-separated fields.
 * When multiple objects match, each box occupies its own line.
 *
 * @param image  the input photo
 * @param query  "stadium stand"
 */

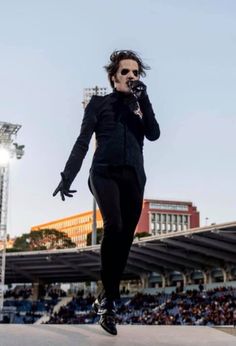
xmin=43 ymin=286 xmax=236 ymax=326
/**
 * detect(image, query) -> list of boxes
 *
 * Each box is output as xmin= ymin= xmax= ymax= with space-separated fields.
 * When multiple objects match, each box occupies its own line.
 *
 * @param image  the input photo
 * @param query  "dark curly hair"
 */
xmin=104 ymin=50 xmax=150 ymax=89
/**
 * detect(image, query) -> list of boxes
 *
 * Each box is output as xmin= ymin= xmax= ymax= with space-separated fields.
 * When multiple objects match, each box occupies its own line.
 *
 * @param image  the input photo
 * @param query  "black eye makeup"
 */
xmin=120 ymin=69 xmax=139 ymax=77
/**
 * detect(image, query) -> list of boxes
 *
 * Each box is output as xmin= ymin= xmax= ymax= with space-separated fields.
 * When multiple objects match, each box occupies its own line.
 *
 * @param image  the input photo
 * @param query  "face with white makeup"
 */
xmin=111 ymin=59 xmax=140 ymax=93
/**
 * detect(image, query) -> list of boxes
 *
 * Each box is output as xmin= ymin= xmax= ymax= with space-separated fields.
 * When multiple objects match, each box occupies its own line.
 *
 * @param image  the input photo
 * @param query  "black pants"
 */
xmin=89 ymin=165 xmax=144 ymax=300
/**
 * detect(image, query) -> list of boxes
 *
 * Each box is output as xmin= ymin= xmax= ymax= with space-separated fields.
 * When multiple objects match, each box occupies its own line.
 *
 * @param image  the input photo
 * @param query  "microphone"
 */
xmin=127 ymin=80 xmax=136 ymax=96
xmin=126 ymin=80 xmax=143 ymax=119
xmin=127 ymin=80 xmax=145 ymax=99
xmin=127 ymin=80 xmax=134 ymax=90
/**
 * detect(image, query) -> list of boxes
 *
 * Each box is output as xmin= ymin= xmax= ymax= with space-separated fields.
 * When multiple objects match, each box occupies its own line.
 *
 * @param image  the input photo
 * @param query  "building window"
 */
xmin=151 ymin=213 xmax=155 ymax=222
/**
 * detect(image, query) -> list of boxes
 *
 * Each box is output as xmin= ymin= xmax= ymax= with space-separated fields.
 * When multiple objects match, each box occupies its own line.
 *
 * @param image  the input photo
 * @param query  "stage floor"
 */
xmin=0 ymin=325 xmax=235 ymax=346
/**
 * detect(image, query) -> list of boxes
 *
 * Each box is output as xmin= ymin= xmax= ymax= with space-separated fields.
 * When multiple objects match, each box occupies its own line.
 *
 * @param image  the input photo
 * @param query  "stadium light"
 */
xmin=0 ymin=148 xmax=10 ymax=166
xmin=82 ymin=86 xmax=107 ymax=296
xmin=82 ymin=86 xmax=107 ymax=246
xmin=0 ymin=121 xmax=24 ymax=315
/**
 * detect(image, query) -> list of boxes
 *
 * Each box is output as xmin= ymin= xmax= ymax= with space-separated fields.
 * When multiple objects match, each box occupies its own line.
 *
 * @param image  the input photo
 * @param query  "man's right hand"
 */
xmin=52 ymin=172 xmax=77 ymax=201
xmin=128 ymin=80 xmax=147 ymax=99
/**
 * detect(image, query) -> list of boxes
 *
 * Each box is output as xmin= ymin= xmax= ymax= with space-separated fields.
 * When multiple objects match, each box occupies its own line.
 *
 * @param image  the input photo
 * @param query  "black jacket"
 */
xmin=62 ymin=90 xmax=160 ymax=191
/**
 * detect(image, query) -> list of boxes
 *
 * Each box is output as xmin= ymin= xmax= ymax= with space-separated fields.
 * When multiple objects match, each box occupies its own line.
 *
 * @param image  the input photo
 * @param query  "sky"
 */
xmin=0 ymin=0 xmax=235 ymax=237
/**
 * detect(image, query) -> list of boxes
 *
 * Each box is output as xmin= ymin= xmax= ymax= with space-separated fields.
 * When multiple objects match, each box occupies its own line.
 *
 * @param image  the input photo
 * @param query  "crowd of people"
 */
xmin=2 ymin=284 xmax=66 ymax=323
xmin=45 ymin=286 xmax=236 ymax=326
xmin=4 ymin=284 xmax=66 ymax=301
xmin=4 ymin=286 xmax=32 ymax=300
xmin=3 ymin=284 xmax=236 ymax=326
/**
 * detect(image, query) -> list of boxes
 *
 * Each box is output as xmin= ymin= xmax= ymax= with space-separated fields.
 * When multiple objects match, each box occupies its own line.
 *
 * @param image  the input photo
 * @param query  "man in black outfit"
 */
xmin=53 ymin=50 xmax=160 ymax=335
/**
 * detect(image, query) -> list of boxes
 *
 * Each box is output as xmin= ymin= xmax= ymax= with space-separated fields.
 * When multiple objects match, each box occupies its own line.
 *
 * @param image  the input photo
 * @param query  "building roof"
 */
xmin=144 ymin=198 xmax=193 ymax=204
xmin=5 ymin=221 xmax=236 ymax=284
xmin=31 ymin=210 xmax=96 ymax=230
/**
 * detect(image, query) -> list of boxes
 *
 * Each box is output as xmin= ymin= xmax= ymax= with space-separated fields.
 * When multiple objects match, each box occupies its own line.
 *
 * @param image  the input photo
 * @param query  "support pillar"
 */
xmin=221 ymin=268 xmax=227 ymax=283
xmin=203 ymin=271 xmax=212 ymax=285
xmin=32 ymin=281 xmax=45 ymax=300
xmin=140 ymin=273 xmax=149 ymax=289
xmin=32 ymin=282 xmax=39 ymax=300
xmin=161 ymin=274 xmax=166 ymax=288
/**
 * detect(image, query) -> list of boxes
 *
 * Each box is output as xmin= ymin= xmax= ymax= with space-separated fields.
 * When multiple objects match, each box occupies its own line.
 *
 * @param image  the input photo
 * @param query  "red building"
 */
xmin=136 ymin=199 xmax=199 ymax=235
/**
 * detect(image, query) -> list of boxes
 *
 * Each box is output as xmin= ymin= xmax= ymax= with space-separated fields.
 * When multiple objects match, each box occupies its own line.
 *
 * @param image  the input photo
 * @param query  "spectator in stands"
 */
xmin=198 ymin=281 xmax=204 ymax=293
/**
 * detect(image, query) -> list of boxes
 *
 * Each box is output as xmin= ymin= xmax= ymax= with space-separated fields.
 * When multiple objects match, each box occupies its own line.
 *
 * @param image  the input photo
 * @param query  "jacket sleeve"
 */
xmin=62 ymin=95 xmax=98 ymax=186
xmin=139 ymin=95 xmax=160 ymax=141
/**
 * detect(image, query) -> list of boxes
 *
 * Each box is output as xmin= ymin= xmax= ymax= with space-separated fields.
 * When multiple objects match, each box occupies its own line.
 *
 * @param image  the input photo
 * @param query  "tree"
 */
xmin=86 ymin=229 xmax=150 ymax=246
xmin=87 ymin=228 xmax=103 ymax=246
xmin=134 ymin=231 xmax=150 ymax=240
xmin=8 ymin=229 xmax=76 ymax=252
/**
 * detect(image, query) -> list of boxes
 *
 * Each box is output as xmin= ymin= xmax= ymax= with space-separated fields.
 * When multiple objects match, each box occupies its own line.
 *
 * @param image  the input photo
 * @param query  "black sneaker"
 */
xmin=99 ymin=312 xmax=117 ymax=335
xmin=96 ymin=297 xmax=117 ymax=335
xmin=97 ymin=297 xmax=116 ymax=315
xmin=92 ymin=288 xmax=106 ymax=314
xmin=92 ymin=298 xmax=100 ymax=314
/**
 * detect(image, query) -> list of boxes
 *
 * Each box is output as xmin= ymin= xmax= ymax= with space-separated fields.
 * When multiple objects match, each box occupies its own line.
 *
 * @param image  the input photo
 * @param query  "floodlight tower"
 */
xmin=0 ymin=121 xmax=25 ymax=311
xmin=82 ymin=87 xmax=107 ymax=246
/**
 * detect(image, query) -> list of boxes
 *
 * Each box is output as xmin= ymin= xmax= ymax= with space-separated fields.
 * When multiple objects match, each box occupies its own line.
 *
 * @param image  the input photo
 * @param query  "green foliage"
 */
xmin=134 ymin=231 xmax=150 ymax=240
xmin=7 ymin=228 xmax=76 ymax=252
xmin=86 ymin=228 xmax=103 ymax=246
xmin=86 ymin=229 xmax=150 ymax=246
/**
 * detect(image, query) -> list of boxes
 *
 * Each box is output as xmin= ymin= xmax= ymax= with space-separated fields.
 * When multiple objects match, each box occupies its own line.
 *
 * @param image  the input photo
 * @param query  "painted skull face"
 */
xmin=112 ymin=59 xmax=140 ymax=93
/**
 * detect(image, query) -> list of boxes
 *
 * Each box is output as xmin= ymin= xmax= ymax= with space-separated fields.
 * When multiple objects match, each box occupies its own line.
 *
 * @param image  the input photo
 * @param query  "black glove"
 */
xmin=128 ymin=80 xmax=147 ymax=99
xmin=52 ymin=172 xmax=77 ymax=201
